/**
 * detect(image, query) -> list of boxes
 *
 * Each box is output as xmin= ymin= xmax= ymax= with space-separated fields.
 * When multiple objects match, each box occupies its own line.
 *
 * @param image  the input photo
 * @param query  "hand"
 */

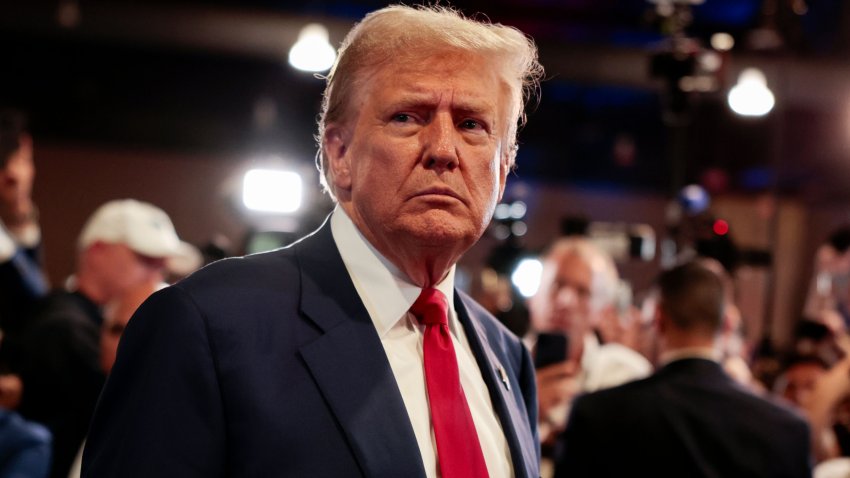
xmin=594 ymin=306 xmax=624 ymax=345
xmin=536 ymin=360 xmax=581 ymax=444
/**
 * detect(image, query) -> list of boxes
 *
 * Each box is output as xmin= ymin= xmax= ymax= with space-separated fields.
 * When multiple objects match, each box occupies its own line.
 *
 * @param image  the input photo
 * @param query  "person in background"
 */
xmin=0 ymin=109 xmax=54 ymax=478
xmin=804 ymin=227 xmax=850 ymax=330
xmin=526 ymin=237 xmax=650 ymax=475
xmin=0 ymin=109 xmax=48 ymax=345
xmin=0 ymin=409 xmax=51 ymax=478
xmin=98 ymin=280 xmax=164 ymax=376
xmin=695 ymin=257 xmax=759 ymax=390
xmin=774 ymin=354 xmax=842 ymax=462
xmin=83 ymin=5 xmax=544 ymax=478
xmin=67 ymin=279 xmax=163 ymax=478
xmin=804 ymin=348 xmax=850 ymax=478
xmin=555 ymin=261 xmax=811 ymax=478
xmin=10 ymin=199 xmax=199 ymax=478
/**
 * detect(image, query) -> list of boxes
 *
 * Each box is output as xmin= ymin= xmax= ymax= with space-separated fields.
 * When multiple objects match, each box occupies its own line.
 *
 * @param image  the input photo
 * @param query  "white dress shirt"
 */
xmin=0 ymin=219 xmax=39 ymax=261
xmin=658 ymin=346 xmax=721 ymax=367
xmin=331 ymin=207 xmax=513 ymax=478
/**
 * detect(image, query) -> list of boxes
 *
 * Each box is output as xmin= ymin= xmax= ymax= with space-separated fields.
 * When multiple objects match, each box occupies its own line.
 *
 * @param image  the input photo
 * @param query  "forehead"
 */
xmin=359 ymin=50 xmax=513 ymax=110
xmin=549 ymin=252 xmax=592 ymax=283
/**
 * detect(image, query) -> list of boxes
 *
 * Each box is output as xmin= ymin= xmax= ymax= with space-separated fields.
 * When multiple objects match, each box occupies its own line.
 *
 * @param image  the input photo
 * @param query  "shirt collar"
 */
xmin=580 ymin=333 xmax=601 ymax=370
xmin=658 ymin=346 xmax=721 ymax=367
xmin=330 ymin=206 xmax=456 ymax=337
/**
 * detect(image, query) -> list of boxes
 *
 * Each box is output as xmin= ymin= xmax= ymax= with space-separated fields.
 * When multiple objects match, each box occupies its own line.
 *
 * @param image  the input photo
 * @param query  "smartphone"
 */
xmin=534 ymin=332 xmax=569 ymax=369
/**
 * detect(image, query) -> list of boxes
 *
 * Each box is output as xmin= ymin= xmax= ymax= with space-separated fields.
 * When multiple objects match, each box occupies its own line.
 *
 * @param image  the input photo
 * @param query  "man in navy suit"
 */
xmin=83 ymin=5 xmax=543 ymax=478
xmin=554 ymin=261 xmax=812 ymax=478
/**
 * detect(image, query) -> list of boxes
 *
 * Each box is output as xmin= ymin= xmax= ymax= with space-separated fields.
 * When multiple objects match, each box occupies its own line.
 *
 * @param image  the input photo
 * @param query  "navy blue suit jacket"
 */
xmin=82 ymin=221 xmax=539 ymax=477
xmin=555 ymin=358 xmax=811 ymax=478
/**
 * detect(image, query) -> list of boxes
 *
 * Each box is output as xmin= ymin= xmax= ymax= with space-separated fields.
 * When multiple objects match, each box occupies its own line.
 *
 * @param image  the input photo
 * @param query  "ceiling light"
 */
xmin=511 ymin=258 xmax=543 ymax=298
xmin=728 ymin=68 xmax=775 ymax=117
xmin=710 ymin=33 xmax=735 ymax=52
xmin=243 ymin=169 xmax=303 ymax=213
xmin=288 ymin=24 xmax=336 ymax=73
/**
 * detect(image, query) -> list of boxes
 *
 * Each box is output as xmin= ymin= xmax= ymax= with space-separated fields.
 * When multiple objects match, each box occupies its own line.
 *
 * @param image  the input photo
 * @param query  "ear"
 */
xmin=324 ymin=124 xmax=352 ymax=191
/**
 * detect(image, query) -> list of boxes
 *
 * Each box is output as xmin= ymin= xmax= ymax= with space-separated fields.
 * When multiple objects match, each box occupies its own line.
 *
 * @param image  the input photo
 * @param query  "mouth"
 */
xmin=411 ymin=186 xmax=465 ymax=204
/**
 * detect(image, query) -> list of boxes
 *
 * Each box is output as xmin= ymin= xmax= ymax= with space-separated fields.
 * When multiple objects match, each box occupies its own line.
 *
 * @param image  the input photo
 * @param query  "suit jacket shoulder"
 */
xmin=84 ymin=222 xmax=539 ymax=478
xmin=557 ymin=358 xmax=811 ymax=478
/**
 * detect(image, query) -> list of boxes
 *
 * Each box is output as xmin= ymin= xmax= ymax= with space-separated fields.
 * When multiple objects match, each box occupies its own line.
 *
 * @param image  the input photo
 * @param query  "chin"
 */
xmin=397 ymin=212 xmax=479 ymax=247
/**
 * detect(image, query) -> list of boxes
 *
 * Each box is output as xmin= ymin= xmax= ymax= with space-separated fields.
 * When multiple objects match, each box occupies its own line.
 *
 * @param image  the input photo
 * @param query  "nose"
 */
xmin=422 ymin=113 xmax=458 ymax=172
xmin=555 ymin=286 xmax=578 ymax=310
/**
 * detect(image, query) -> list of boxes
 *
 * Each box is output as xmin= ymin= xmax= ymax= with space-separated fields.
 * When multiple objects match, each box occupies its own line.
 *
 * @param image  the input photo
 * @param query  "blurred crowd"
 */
xmin=472 ymin=212 xmax=850 ymax=477
xmin=2 ymin=102 xmax=849 ymax=478
xmin=0 ymin=110 xmax=205 ymax=478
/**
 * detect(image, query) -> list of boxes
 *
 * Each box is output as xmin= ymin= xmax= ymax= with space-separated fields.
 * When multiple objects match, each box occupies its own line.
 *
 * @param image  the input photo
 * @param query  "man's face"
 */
xmin=781 ymin=362 xmax=826 ymax=408
xmin=0 ymin=135 xmax=35 ymax=223
xmin=90 ymin=242 xmax=165 ymax=303
xmin=100 ymin=282 xmax=158 ymax=374
xmin=529 ymin=252 xmax=593 ymax=340
xmin=326 ymin=51 xmax=511 ymax=263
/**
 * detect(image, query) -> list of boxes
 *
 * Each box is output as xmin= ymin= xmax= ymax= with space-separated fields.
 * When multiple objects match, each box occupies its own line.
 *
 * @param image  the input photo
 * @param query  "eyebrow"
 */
xmin=387 ymin=90 xmax=496 ymax=117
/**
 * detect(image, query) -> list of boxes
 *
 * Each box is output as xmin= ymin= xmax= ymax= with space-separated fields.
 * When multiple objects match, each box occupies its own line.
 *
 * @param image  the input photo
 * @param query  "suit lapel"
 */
xmin=294 ymin=222 xmax=426 ymax=478
xmin=456 ymin=293 xmax=538 ymax=478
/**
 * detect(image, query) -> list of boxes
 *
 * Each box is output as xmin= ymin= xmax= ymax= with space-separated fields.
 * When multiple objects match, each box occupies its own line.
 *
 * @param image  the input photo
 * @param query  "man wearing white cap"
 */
xmin=8 ymin=199 xmax=199 ymax=478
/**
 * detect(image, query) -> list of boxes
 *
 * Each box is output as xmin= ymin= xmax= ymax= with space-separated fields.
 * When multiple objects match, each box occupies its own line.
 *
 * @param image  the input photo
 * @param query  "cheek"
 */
xmin=113 ymin=258 xmax=148 ymax=285
xmin=465 ymin=161 xmax=501 ymax=213
xmin=529 ymin=304 xmax=551 ymax=329
xmin=529 ymin=291 xmax=554 ymax=321
xmin=350 ymin=139 xmax=403 ymax=185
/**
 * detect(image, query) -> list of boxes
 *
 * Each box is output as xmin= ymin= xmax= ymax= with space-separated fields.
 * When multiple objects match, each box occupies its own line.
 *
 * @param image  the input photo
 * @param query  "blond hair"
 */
xmin=315 ymin=4 xmax=543 ymax=199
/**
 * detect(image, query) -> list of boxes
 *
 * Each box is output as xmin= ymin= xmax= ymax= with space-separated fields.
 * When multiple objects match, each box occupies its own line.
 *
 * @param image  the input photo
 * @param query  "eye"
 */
xmin=459 ymin=119 xmax=481 ymax=130
xmin=391 ymin=113 xmax=412 ymax=123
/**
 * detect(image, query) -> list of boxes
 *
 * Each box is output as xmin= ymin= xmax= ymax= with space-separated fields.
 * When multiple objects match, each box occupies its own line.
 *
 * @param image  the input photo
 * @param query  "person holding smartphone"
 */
xmin=527 ymin=237 xmax=651 ymax=475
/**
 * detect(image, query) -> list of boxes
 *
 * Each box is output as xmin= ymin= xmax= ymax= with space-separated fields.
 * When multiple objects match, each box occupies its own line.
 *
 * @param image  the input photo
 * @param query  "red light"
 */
xmin=713 ymin=219 xmax=729 ymax=236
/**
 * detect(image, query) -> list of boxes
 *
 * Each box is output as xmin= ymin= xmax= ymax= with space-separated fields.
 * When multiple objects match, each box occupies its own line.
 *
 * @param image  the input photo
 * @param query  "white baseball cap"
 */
xmin=78 ymin=199 xmax=202 ymax=275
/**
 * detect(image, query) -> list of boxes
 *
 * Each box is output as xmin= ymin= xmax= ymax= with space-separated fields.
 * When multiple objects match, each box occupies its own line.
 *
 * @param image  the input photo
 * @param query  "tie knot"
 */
xmin=411 ymin=287 xmax=449 ymax=326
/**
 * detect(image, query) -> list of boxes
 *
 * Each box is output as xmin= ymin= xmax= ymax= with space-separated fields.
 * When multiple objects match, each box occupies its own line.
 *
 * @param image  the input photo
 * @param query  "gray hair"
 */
xmin=315 ymin=4 xmax=544 ymax=200
xmin=542 ymin=237 xmax=621 ymax=312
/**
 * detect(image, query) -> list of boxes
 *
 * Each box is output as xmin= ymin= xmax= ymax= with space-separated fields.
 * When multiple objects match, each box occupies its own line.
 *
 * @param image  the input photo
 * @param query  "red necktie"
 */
xmin=411 ymin=287 xmax=490 ymax=478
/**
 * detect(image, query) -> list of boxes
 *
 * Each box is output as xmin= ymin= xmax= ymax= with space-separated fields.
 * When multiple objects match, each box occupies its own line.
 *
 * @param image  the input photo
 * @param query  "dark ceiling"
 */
xmin=3 ymin=0 xmax=850 ymax=203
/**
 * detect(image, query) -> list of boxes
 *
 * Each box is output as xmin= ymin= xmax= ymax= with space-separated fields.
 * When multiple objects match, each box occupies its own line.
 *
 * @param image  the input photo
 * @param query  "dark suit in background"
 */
xmin=556 ymin=261 xmax=812 ymax=478
xmin=556 ymin=357 xmax=811 ymax=478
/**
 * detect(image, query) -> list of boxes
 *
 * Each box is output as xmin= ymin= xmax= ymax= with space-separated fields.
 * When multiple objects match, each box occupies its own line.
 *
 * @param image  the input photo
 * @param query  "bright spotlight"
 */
xmin=288 ymin=24 xmax=336 ymax=73
xmin=243 ymin=169 xmax=303 ymax=213
xmin=509 ymin=201 xmax=527 ymax=219
xmin=710 ymin=32 xmax=735 ymax=52
xmin=728 ymin=68 xmax=775 ymax=117
xmin=679 ymin=184 xmax=710 ymax=214
xmin=494 ymin=203 xmax=511 ymax=220
xmin=511 ymin=221 xmax=528 ymax=237
xmin=511 ymin=258 xmax=543 ymax=298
